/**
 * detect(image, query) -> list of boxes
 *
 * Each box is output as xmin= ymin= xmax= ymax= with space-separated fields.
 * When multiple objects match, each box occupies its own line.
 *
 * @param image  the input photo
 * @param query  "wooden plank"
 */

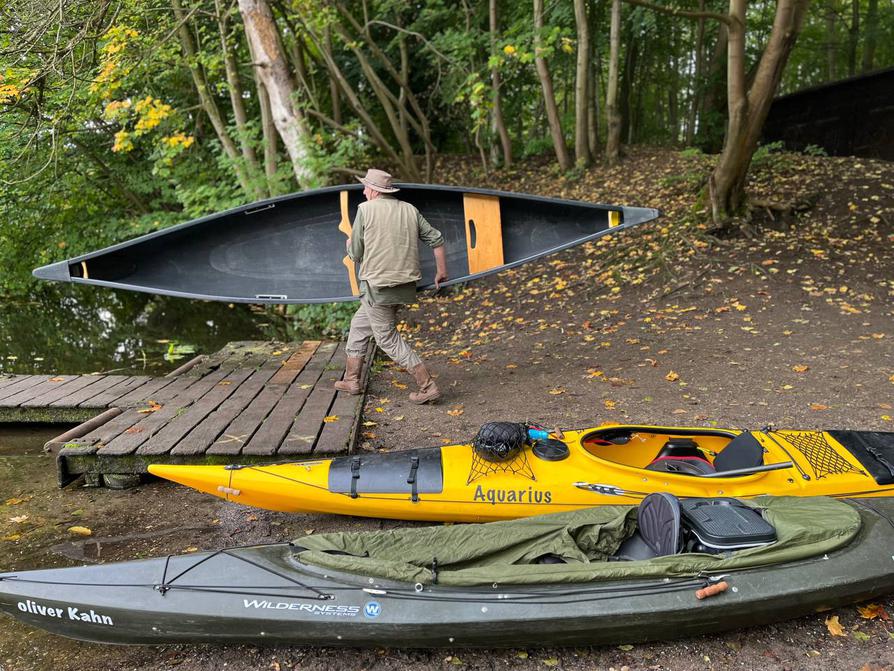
xmin=52 ymin=375 xmax=129 ymax=407
xmin=78 ymin=375 xmax=153 ymax=408
xmin=463 ymin=193 xmax=504 ymax=275
xmin=268 ymin=341 xmax=320 ymax=385
xmin=170 ymin=367 xmax=280 ymax=456
xmin=136 ymin=367 xmax=255 ymax=456
xmin=208 ymin=341 xmax=329 ymax=455
xmin=0 ymin=376 xmax=51 ymax=404
xmin=275 ymin=344 xmax=345 ymax=456
xmin=115 ymin=376 xmax=191 ymax=408
xmin=101 ymin=376 xmax=176 ymax=408
xmin=0 ymin=375 xmax=25 ymax=391
xmin=243 ymin=343 xmax=338 ymax=456
xmin=313 ymin=342 xmax=375 ymax=455
xmin=98 ymin=367 xmax=236 ymax=456
xmin=0 ymin=375 xmax=78 ymax=407
xmin=22 ymin=375 xmax=108 ymax=407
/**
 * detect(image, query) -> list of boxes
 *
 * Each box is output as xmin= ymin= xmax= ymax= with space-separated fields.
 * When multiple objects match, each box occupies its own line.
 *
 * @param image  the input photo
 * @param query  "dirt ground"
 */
xmin=1 ymin=148 xmax=893 ymax=670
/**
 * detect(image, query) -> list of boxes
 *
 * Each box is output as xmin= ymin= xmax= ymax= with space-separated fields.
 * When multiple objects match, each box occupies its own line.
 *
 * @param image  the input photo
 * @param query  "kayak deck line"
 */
xmin=14 ymin=339 xmax=374 ymax=488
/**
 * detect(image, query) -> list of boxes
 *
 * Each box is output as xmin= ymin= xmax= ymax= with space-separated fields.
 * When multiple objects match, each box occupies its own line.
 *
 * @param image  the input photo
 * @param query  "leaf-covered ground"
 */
xmin=0 ymin=148 xmax=892 ymax=671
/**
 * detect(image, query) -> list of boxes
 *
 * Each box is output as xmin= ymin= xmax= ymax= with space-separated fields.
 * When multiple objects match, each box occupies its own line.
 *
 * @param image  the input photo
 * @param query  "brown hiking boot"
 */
xmin=334 ymin=356 xmax=364 ymax=395
xmin=409 ymin=363 xmax=440 ymax=404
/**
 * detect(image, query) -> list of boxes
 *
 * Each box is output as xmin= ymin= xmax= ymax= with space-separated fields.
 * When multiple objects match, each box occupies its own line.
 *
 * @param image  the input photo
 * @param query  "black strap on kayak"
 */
xmin=407 ymin=456 xmax=420 ymax=502
xmin=350 ymin=456 xmax=361 ymax=499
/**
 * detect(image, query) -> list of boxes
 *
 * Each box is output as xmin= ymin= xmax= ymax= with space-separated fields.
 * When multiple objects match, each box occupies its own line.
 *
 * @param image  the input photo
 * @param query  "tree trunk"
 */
xmin=490 ymin=0 xmax=513 ymax=168
xmin=605 ymin=0 xmax=622 ymax=165
xmin=238 ymin=0 xmax=316 ymax=189
xmin=171 ymin=0 xmax=257 ymax=198
xmin=215 ymin=0 xmax=262 ymax=180
xmin=862 ymin=0 xmax=878 ymax=72
xmin=846 ymin=0 xmax=859 ymax=76
xmin=697 ymin=21 xmax=728 ymax=151
xmin=573 ymin=0 xmax=591 ymax=166
xmin=325 ymin=28 xmax=342 ymax=125
xmin=533 ymin=0 xmax=572 ymax=170
xmin=825 ymin=0 xmax=837 ymax=80
xmin=685 ymin=2 xmax=706 ymax=145
xmin=710 ymin=0 xmax=809 ymax=222
xmin=245 ymin=28 xmax=280 ymax=195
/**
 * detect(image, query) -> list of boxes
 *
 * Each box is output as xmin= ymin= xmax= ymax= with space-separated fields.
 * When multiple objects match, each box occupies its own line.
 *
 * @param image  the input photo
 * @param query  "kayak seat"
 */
xmin=713 ymin=432 xmax=764 ymax=472
xmin=645 ymin=438 xmax=715 ymax=475
xmin=614 ymin=492 xmax=683 ymax=560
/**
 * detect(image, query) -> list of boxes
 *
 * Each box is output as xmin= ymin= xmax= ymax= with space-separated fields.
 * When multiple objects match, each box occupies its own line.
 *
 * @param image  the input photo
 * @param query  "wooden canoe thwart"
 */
xmin=33 ymin=184 xmax=660 ymax=304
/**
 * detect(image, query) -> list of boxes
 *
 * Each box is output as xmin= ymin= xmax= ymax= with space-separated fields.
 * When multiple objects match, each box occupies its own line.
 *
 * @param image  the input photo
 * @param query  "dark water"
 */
xmin=0 ymin=285 xmax=318 ymax=376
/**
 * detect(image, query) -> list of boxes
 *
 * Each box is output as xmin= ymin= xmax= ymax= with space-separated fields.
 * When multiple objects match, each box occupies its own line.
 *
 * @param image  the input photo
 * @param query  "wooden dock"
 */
xmin=0 ymin=341 xmax=371 ymax=488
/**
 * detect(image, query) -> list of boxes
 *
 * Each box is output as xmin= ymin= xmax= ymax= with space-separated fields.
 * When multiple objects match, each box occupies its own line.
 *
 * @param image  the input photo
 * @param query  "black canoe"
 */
xmin=32 ymin=184 xmax=660 ymax=304
xmin=1 ymin=497 xmax=892 ymax=647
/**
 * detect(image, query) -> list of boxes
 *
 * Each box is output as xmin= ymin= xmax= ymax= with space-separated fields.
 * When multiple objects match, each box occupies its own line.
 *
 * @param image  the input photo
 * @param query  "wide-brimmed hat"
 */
xmin=357 ymin=168 xmax=400 ymax=193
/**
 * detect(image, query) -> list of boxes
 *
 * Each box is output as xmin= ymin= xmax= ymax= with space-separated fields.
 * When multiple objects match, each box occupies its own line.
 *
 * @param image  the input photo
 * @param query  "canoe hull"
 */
xmin=1 ymin=499 xmax=893 ymax=646
xmin=32 ymin=184 xmax=660 ymax=304
xmin=148 ymin=425 xmax=894 ymax=522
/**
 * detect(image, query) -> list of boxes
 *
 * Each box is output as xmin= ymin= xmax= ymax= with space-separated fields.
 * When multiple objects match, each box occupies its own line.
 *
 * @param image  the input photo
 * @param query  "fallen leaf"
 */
xmin=323 ymin=415 xmax=339 ymax=423
xmin=542 ymin=659 xmax=559 ymax=667
xmin=548 ymin=387 xmax=565 ymax=395
xmin=617 ymin=644 xmax=634 ymax=651
xmin=809 ymin=403 xmax=830 ymax=411
xmin=825 ymin=615 xmax=846 ymax=637
xmin=5 ymin=497 xmax=30 ymax=506
xmin=391 ymin=380 xmax=408 ymax=390
xmin=9 ymin=515 xmax=28 ymax=524
xmin=447 ymin=407 xmax=464 ymax=417
xmin=516 ymin=652 xmax=529 ymax=659
xmin=792 ymin=364 xmax=810 ymax=373
xmin=362 ymin=421 xmax=378 ymax=427
xmin=665 ymin=371 xmax=680 ymax=382
xmin=604 ymin=399 xmax=617 ymax=410
xmin=852 ymin=630 xmax=871 ymax=642
xmin=857 ymin=603 xmax=890 ymax=621
xmin=49 ymin=376 xmax=66 ymax=382
xmin=68 ymin=526 xmax=93 ymax=537
xmin=183 ymin=546 xmax=199 ymax=553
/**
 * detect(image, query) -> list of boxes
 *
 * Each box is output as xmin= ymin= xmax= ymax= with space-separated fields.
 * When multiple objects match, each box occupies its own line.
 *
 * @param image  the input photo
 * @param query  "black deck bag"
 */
xmin=680 ymin=498 xmax=777 ymax=553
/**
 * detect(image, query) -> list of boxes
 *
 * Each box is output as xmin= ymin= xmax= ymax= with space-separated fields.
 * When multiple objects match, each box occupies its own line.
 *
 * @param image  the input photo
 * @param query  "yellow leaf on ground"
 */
xmin=604 ymin=399 xmax=616 ymax=410
xmin=858 ymin=603 xmax=890 ymax=621
xmin=323 ymin=415 xmax=339 ymax=423
xmin=68 ymin=526 xmax=93 ymax=537
xmin=362 ymin=421 xmax=378 ymax=427
xmin=49 ymin=376 xmax=66 ymax=382
xmin=792 ymin=364 xmax=810 ymax=373
xmin=391 ymin=380 xmax=408 ymax=389
xmin=810 ymin=403 xmax=829 ymax=411
xmin=3 ymin=533 xmax=22 ymax=542
xmin=9 ymin=515 xmax=28 ymax=524
xmin=447 ymin=407 xmax=464 ymax=417
xmin=665 ymin=371 xmax=680 ymax=382
xmin=825 ymin=615 xmax=846 ymax=637
xmin=548 ymin=387 xmax=565 ymax=395
xmin=5 ymin=497 xmax=29 ymax=506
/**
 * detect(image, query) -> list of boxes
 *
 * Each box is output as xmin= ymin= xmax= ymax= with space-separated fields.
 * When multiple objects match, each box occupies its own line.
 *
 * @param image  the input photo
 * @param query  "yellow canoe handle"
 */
xmin=339 ymin=191 xmax=360 ymax=297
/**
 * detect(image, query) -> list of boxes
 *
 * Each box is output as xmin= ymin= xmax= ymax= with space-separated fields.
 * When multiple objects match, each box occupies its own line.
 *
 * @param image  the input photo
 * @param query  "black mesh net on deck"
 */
xmin=467 ymin=422 xmax=536 ymax=485
xmin=777 ymin=431 xmax=865 ymax=480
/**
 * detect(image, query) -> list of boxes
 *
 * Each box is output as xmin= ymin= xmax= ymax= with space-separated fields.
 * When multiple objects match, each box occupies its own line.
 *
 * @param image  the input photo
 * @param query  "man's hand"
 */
xmin=433 ymin=246 xmax=448 ymax=289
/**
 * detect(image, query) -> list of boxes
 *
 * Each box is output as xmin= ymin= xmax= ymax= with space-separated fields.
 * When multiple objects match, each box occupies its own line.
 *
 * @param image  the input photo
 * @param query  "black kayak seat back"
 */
xmin=637 ymin=492 xmax=682 ymax=557
xmin=616 ymin=493 xmax=777 ymax=561
xmin=645 ymin=438 xmax=715 ymax=475
xmin=645 ymin=432 xmax=764 ymax=476
xmin=713 ymin=432 xmax=764 ymax=472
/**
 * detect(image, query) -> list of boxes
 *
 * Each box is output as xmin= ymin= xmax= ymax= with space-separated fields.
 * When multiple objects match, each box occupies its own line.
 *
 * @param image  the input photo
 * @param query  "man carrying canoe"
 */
xmin=335 ymin=168 xmax=448 ymax=404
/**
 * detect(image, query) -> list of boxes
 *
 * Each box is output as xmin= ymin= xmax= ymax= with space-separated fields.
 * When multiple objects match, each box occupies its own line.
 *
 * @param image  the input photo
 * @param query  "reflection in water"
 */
xmin=0 ymin=424 xmax=66 ymax=456
xmin=0 ymin=285 xmax=340 ymax=375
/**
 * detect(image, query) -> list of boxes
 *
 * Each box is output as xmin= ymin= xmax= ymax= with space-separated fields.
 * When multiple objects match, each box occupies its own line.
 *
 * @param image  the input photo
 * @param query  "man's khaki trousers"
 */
xmin=344 ymin=298 xmax=422 ymax=370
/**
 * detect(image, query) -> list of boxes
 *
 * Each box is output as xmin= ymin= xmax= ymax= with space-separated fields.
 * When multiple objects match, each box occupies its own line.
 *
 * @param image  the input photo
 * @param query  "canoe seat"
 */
xmin=645 ymin=438 xmax=715 ymax=475
xmin=645 ymin=433 xmax=764 ymax=476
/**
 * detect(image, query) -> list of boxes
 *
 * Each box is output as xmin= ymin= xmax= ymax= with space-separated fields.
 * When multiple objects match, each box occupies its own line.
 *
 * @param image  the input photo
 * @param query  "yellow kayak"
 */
xmin=148 ymin=423 xmax=894 ymax=522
